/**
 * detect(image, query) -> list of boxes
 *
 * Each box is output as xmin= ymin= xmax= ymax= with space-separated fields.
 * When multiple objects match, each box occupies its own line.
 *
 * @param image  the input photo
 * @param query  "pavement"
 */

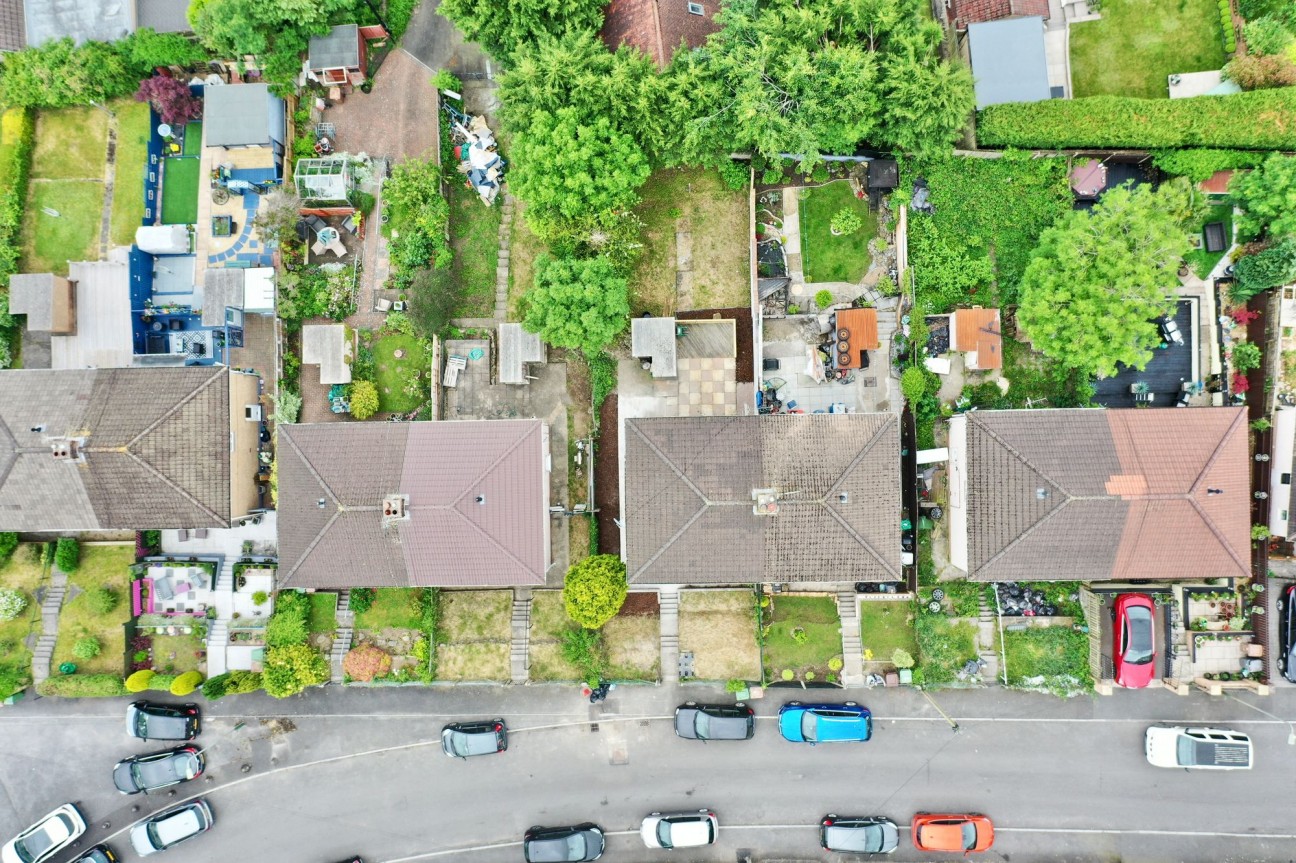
xmin=401 ymin=0 xmax=491 ymax=76
xmin=5 ymin=683 xmax=1296 ymax=863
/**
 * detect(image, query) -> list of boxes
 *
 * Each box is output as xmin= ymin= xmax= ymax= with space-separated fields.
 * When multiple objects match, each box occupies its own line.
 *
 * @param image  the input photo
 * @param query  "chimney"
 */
xmin=752 ymin=488 xmax=780 ymax=516
xmin=382 ymin=494 xmax=409 ymax=522
xmin=51 ymin=439 xmax=80 ymax=461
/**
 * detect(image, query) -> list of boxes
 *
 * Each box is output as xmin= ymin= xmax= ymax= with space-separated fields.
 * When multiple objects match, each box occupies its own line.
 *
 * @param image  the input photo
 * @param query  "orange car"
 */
xmin=910 ymin=813 xmax=994 ymax=853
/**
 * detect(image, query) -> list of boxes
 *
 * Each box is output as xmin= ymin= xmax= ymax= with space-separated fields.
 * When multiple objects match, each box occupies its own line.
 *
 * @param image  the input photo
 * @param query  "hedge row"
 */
xmin=977 ymin=90 xmax=1296 ymax=150
xmin=1218 ymin=0 xmax=1237 ymax=52
xmin=36 ymin=673 xmax=129 ymax=698
xmin=0 ymin=107 xmax=34 ymax=291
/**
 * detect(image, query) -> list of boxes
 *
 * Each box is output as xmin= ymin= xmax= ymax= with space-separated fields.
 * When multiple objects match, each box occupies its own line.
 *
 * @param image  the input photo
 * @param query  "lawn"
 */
xmin=448 ymin=178 xmax=502 ymax=318
xmin=603 ymin=613 xmax=659 ymax=681
xmin=21 ymin=180 xmax=104 ymax=275
xmin=762 ymin=594 xmax=843 ymax=683
xmin=799 ymin=181 xmax=876 ymax=284
xmin=1070 ymin=0 xmax=1226 ymax=99
xmin=51 ymin=545 xmax=134 ymax=676
xmin=437 ymin=643 xmax=511 ymax=680
xmin=913 ymin=612 xmax=980 ymax=685
xmin=507 ymin=201 xmax=547 ymax=321
xmin=528 ymin=590 xmax=584 ymax=681
xmin=1000 ymin=625 xmax=1092 ymax=693
xmin=439 ymin=591 xmax=511 ymax=642
xmin=0 ymin=545 xmax=49 ymax=692
xmin=161 ymin=157 xmax=200 ymax=225
xmin=308 ymin=592 xmax=338 ymax=635
xmin=32 ymin=107 xmax=107 ymax=180
xmin=858 ymin=600 xmax=917 ymax=666
xmin=632 ymin=167 xmax=750 ymax=316
xmin=355 ymin=588 xmax=424 ymax=631
xmin=372 ymin=333 xmax=430 ymax=413
xmin=678 ymin=590 xmax=760 ymax=681
xmin=1185 ymin=203 xmax=1234 ymax=278
xmin=109 ymin=100 xmax=151 ymax=247
xmin=182 ymin=121 xmax=203 ymax=156
xmin=149 ymin=632 xmax=204 ymax=674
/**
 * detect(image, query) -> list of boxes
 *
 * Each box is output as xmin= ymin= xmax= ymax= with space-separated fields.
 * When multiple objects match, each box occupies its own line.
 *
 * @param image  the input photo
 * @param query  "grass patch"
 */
xmin=32 ymin=107 xmax=106 ymax=179
xmin=921 ymin=581 xmax=981 ymax=618
xmin=21 ymin=180 xmax=104 ymax=274
xmin=1184 ymin=203 xmax=1233 ymax=278
xmin=1000 ymin=625 xmax=1092 ymax=693
xmin=603 ymin=613 xmax=659 ymax=681
xmin=632 ymin=167 xmax=750 ymax=316
xmin=914 ymin=612 xmax=980 ymax=684
xmin=448 ymin=179 xmax=502 ymax=318
xmin=182 ymin=121 xmax=203 ymax=157
xmin=1070 ymin=0 xmax=1226 ymax=99
xmin=436 ymin=643 xmax=511 ymax=680
xmin=149 ymin=633 xmax=204 ymax=675
xmin=354 ymin=588 xmax=424 ymax=631
xmin=962 ymin=336 xmax=1094 ymax=410
xmin=528 ymin=591 xmax=585 ymax=681
xmin=507 ymin=200 xmax=547 ymax=321
xmin=439 ymin=591 xmax=512 ymax=642
xmin=372 ymin=333 xmax=430 ymax=413
xmin=0 ymin=545 xmax=49 ymax=687
xmin=0 ymin=109 xmax=27 ymax=188
xmin=161 ymin=157 xmax=200 ymax=225
xmin=762 ymin=594 xmax=843 ymax=682
xmin=799 ymin=181 xmax=876 ymax=283
xmin=51 ymin=545 xmax=133 ymax=676
xmin=858 ymin=601 xmax=917 ymax=665
xmin=678 ymin=590 xmax=760 ymax=681
xmin=109 ymin=100 xmax=151 ymax=247
xmin=308 ymin=592 xmax=338 ymax=635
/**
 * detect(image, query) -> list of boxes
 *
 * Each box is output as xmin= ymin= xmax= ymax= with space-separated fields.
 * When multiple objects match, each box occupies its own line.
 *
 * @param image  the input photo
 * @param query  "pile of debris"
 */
xmin=994 ymin=582 xmax=1065 ymax=617
xmin=450 ymin=111 xmax=504 ymax=206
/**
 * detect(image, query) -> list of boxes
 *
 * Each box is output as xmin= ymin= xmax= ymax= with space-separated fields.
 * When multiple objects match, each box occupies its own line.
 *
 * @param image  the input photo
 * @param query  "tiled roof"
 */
xmin=309 ymin=24 xmax=360 ymax=71
xmin=1200 ymin=170 xmax=1234 ymax=195
xmin=962 ymin=408 xmax=1250 ymax=582
xmin=623 ymin=414 xmax=902 ymax=584
xmin=0 ymin=0 xmax=23 ymax=51
xmin=600 ymin=0 xmax=720 ymax=67
xmin=0 ymin=367 xmax=233 ymax=530
xmin=953 ymin=307 xmax=1002 ymax=369
xmin=951 ymin=0 xmax=1049 ymax=25
xmin=135 ymin=0 xmax=192 ymax=33
xmin=277 ymin=420 xmax=550 ymax=589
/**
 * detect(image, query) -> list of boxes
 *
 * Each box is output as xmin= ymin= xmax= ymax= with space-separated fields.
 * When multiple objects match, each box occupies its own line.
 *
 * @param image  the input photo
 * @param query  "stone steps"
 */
xmin=977 ymin=593 xmax=1000 ymax=683
xmin=659 ymin=588 xmax=681 ymax=684
xmin=329 ymin=627 xmax=353 ymax=683
xmin=836 ymin=590 xmax=866 ymax=687
xmin=510 ymin=590 xmax=531 ymax=684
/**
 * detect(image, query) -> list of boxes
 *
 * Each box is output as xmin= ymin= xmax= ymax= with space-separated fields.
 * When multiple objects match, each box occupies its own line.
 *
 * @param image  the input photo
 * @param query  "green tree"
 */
xmin=1231 ymin=341 xmax=1262 ymax=372
xmin=188 ymin=0 xmax=353 ymax=91
xmin=119 ymin=28 xmax=210 ymax=69
xmin=1017 ymin=184 xmax=1191 ymax=379
xmin=1244 ymin=17 xmax=1295 ymax=56
xmin=262 ymin=643 xmax=330 ymax=698
xmin=1231 ymin=154 xmax=1296 ymax=240
xmin=877 ymin=25 xmax=976 ymax=159
xmin=522 ymin=256 xmax=630 ymax=354
xmin=349 ymin=380 xmax=379 ymax=420
xmin=564 ymin=554 xmax=628 ymax=629
xmin=438 ymin=0 xmax=606 ymax=62
xmin=0 ymin=39 xmax=143 ymax=107
xmin=900 ymin=366 xmax=929 ymax=404
xmin=1233 ymin=239 xmax=1296 ymax=300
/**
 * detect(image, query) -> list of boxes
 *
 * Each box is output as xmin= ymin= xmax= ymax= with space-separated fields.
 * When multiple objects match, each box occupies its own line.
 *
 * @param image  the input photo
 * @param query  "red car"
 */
xmin=911 ymin=813 xmax=994 ymax=853
xmin=1112 ymin=593 xmax=1156 ymax=688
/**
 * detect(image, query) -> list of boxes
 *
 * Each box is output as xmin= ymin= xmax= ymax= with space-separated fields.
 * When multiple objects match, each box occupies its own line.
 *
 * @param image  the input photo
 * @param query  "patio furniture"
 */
xmin=317 ymin=226 xmax=340 ymax=245
xmin=1204 ymin=222 xmax=1227 ymax=253
xmin=304 ymin=215 xmax=329 ymax=234
xmin=169 ymin=318 xmax=185 ymax=331
xmin=375 ymin=297 xmax=393 ymax=312
xmin=311 ymin=238 xmax=328 ymax=257
xmin=342 ymin=214 xmax=357 ymax=234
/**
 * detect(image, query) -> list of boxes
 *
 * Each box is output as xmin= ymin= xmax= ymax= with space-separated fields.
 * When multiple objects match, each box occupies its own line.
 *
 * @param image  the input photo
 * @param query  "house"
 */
xmin=0 ymin=366 xmax=262 ymax=531
xmin=17 ymin=0 xmax=189 ymax=48
xmin=950 ymin=0 xmax=1049 ymax=28
xmin=308 ymin=24 xmax=366 ymax=87
xmin=498 ymin=323 xmax=545 ymax=385
xmin=600 ymin=0 xmax=721 ymax=68
xmin=951 ymin=307 xmax=1002 ymax=370
xmin=620 ymin=414 xmax=902 ymax=584
xmin=966 ymin=17 xmax=1052 ymax=109
xmin=276 ymin=420 xmax=552 ymax=588
xmin=947 ymin=407 xmax=1250 ymax=582
xmin=301 ymin=324 xmax=352 ymax=385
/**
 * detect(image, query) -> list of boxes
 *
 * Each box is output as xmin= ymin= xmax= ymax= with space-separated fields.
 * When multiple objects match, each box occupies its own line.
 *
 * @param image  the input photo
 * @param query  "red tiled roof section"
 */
xmin=837 ymin=308 xmax=880 ymax=351
xmin=951 ymin=0 xmax=1049 ymax=25
xmin=954 ymin=307 xmax=1002 ymax=370
xmin=1200 ymin=170 xmax=1234 ymax=195
xmin=600 ymin=0 xmax=720 ymax=67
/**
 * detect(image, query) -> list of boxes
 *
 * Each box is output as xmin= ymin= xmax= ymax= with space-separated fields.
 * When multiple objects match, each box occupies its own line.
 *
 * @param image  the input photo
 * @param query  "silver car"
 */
xmin=129 ymin=800 xmax=214 ymax=856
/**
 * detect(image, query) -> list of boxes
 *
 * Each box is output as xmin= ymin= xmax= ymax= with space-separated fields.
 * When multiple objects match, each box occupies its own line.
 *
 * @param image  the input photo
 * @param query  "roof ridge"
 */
xmin=625 ymin=420 xmax=708 ymax=580
xmin=277 ymin=426 xmax=345 ymax=585
xmin=1185 ymin=408 xmax=1250 ymax=574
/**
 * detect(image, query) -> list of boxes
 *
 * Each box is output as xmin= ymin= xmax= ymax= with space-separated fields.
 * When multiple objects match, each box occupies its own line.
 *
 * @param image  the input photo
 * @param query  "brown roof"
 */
xmin=277 ymin=420 xmax=550 ymax=588
xmin=0 ymin=0 xmax=23 ymax=51
xmin=600 ymin=0 xmax=721 ymax=68
xmin=1200 ymin=169 xmax=1234 ymax=195
xmin=951 ymin=0 xmax=1049 ymax=25
xmin=959 ymin=407 xmax=1250 ymax=582
xmin=622 ymin=414 xmax=902 ymax=584
xmin=0 ymin=367 xmax=235 ymax=530
xmin=836 ymin=308 xmax=880 ymax=351
xmin=953 ymin=307 xmax=1002 ymax=370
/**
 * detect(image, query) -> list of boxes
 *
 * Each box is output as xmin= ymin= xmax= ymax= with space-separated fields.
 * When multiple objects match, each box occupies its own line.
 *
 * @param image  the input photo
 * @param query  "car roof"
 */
xmin=920 ymin=821 xmax=971 ymax=849
xmin=152 ymin=807 xmax=203 ymax=846
xmin=825 ymin=823 xmax=891 ymax=852
xmin=665 ymin=818 xmax=711 ymax=845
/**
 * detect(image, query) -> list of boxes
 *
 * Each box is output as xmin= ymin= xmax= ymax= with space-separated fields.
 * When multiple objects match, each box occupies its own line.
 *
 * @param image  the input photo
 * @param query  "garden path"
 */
xmin=659 ymin=587 xmax=679 ymax=684
xmin=510 ymin=588 xmax=531 ymax=684
xmin=31 ymin=566 xmax=67 ymax=685
xmin=836 ymin=590 xmax=865 ymax=686
xmin=96 ymin=115 xmax=118 ymax=260
xmin=330 ymin=590 xmax=353 ymax=684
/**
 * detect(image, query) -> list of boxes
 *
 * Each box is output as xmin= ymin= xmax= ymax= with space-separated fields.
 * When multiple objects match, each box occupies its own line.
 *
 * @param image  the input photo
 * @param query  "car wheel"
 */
xmin=735 ymin=702 xmax=746 ymax=708
xmin=1278 ymin=598 xmax=1285 ymax=611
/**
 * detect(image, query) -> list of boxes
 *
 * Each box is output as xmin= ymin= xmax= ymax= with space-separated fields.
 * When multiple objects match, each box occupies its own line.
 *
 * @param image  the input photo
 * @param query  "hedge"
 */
xmin=125 ymin=669 xmax=155 ymax=692
xmin=147 ymin=673 xmax=178 ymax=691
xmin=169 ymin=671 xmax=204 ymax=696
xmin=54 ymin=538 xmax=79 ymax=573
xmin=1151 ymin=148 xmax=1267 ymax=182
xmin=977 ymin=90 xmax=1296 ymax=151
xmin=37 ymin=673 xmax=129 ymax=697
xmin=0 ymin=108 xmax=35 ymax=303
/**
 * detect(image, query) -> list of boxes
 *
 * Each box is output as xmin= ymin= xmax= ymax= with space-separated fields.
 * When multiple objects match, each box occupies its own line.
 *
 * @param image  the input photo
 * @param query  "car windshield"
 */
xmin=133 ymin=710 xmax=149 ymax=737
xmin=962 ymin=822 xmax=977 ymax=850
xmin=1177 ymin=735 xmax=1198 ymax=766
xmin=1125 ymin=607 xmax=1153 ymax=664
xmin=694 ymin=711 xmax=711 ymax=739
xmin=14 ymin=831 xmax=53 ymax=863
xmin=656 ymin=821 xmax=674 ymax=848
xmin=800 ymin=712 xmax=818 ymax=741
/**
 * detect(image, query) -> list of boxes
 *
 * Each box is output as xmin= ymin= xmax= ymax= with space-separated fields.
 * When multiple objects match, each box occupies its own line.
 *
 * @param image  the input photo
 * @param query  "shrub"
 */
xmin=343 ymin=643 xmax=393 ymax=682
xmin=725 ymin=678 xmax=747 ymax=692
xmin=169 ymin=671 xmax=204 ymax=696
xmin=563 ymin=555 xmax=629 ymax=629
xmin=1151 ymin=149 xmax=1267 ymax=182
xmin=134 ymin=75 xmax=203 ymax=127
xmin=349 ymin=587 xmax=376 ymax=614
xmin=718 ymin=160 xmax=749 ymax=191
xmin=125 ymin=669 xmax=155 ymax=692
xmin=892 ymin=648 xmax=915 ymax=669
xmin=790 ymin=626 xmax=809 ymax=645
xmin=431 ymin=69 xmax=463 ymax=92
xmin=252 ymin=591 xmax=269 ymax=606
xmin=814 ymin=289 xmax=834 ymax=309
xmin=901 ymin=366 xmax=930 ymax=405
xmin=781 ymin=669 xmax=795 ymax=680
xmin=72 ymin=636 xmax=101 ymax=659
xmin=349 ymin=380 xmax=379 ymax=420
xmin=147 ymin=673 xmax=177 ymax=691
xmin=37 ymin=673 xmax=128 ymax=697
xmin=263 ymin=643 xmax=330 ymax=698
xmin=132 ymin=650 xmax=149 ymax=663
xmin=141 ymin=530 xmax=162 ymax=553
xmin=0 ymin=589 xmax=27 ymax=622
xmin=266 ymin=591 xmax=311 ymax=647
xmin=978 ymin=91 xmax=1296 ymax=151
xmin=1225 ymin=53 xmax=1296 ymax=90
xmin=0 ymin=665 xmax=28 ymax=699
xmin=202 ymin=670 xmax=263 ymax=700
xmin=54 ymin=538 xmax=79 ymax=572
xmin=828 ymin=657 xmax=844 ymax=672
xmin=811 ymin=165 xmax=830 ymax=183
xmin=875 ymin=275 xmax=898 ymax=297
xmin=560 ymin=628 xmax=604 ymax=685
xmin=830 ymin=208 xmax=863 ymax=235
xmin=86 ymin=587 xmax=118 ymax=615
xmin=0 ymin=532 xmax=17 ymax=565
xmin=1232 ymin=341 xmax=1263 ymax=372
xmin=273 ymin=387 xmax=302 ymax=425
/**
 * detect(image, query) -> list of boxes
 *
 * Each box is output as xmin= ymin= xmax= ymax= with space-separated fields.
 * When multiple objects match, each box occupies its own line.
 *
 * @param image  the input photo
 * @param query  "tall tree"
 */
xmin=522 ymin=255 xmax=630 ymax=355
xmin=439 ymin=0 xmax=606 ymax=62
xmin=188 ymin=0 xmax=352 ymax=90
xmin=878 ymin=25 xmax=975 ymax=159
xmin=1231 ymin=154 xmax=1296 ymax=240
xmin=1017 ymin=184 xmax=1193 ymax=379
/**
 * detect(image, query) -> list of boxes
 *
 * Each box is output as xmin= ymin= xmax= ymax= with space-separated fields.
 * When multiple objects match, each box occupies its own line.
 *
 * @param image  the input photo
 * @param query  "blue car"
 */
xmin=778 ymin=702 xmax=871 ymax=744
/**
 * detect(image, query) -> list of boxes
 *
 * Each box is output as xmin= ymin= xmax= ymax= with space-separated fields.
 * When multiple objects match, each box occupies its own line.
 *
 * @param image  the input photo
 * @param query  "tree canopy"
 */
xmin=189 ymin=0 xmax=353 ymax=91
xmin=1231 ymin=154 xmax=1296 ymax=241
xmin=564 ymin=555 xmax=629 ymax=629
xmin=1017 ymin=183 xmax=1194 ymax=379
xmin=522 ymin=255 xmax=630 ymax=354
xmin=439 ymin=0 xmax=606 ymax=62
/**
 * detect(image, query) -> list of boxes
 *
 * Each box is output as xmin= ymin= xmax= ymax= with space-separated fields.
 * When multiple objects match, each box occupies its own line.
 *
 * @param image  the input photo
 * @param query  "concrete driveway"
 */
xmin=401 ymin=0 xmax=492 ymax=75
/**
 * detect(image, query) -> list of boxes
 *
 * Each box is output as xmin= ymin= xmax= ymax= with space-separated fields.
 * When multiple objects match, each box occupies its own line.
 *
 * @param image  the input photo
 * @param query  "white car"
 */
xmin=1145 ymin=726 xmax=1253 ymax=770
xmin=129 ymin=800 xmax=214 ymax=856
xmin=1 ymin=803 xmax=86 ymax=863
xmin=640 ymin=810 xmax=718 ymax=849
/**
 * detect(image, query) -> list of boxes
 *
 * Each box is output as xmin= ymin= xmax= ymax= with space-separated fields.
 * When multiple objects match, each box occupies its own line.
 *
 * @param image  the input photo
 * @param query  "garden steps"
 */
xmin=510 ymin=588 xmax=531 ymax=684
xmin=336 ymin=590 xmax=354 ymax=628
xmin=31 ymin=573 xmax=70 ymax=684
xmin=329 ymin=627 xmax=354 ymax=684
xmin=836 ymin=591 xmax=866 ymax=687
xmin=659 ymin=588 xmax=681 ymax=683
xmin=205 ymin=621 xmax=228 ymax=677
xmin=977 ymin=593 xmax=1000 ymax=683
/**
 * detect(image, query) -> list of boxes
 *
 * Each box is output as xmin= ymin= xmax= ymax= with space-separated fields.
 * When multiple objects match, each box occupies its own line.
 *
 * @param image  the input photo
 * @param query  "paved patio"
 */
xmin=321 ymin=49 xmax=441 ymax=163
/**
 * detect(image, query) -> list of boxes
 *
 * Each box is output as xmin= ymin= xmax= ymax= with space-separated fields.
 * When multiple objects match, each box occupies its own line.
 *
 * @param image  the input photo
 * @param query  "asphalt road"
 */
xmin=3 ymin=685 xmax=1296 ymax=863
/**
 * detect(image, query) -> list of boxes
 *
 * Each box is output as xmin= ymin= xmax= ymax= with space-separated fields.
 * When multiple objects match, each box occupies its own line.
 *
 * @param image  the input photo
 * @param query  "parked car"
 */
xmin=820 ymin=816 xmax=899 ymax=854
xmin=71 ymin=846 xmax=118 ymax=863
xmin=523 ymin=824 xmax=605 ymax=862
xmin=673 ymin=703 xmax=755 ymax=741
xmin=778 ymin=702 xmax=872 ymax=744
xmin=113 ymin=746 xmax=205 ymax=794
xmin=441 ymin=719 xmax=507 ymax=758
xmin=1145 ymin=726 xmax=1254 ymax=770
xmin=639 ymin=811 xmax=718 ymax=849
xmin=1277 ymin=583 xmax=1296 ymax=684
xmin=1160 ymin=317 xmax=1184 ymax=347
xmin=126 ymin=700 xmax=200 ymax=741
xmin=128 ymin=800 xmax=214 ymax=857
xmin=1 ymin=804 xmax=86 ymax=863
xmin=1112 ymin=593 xmax=1156 ymax=688
xmin=910 ymin=813 xmax=994 ymax=853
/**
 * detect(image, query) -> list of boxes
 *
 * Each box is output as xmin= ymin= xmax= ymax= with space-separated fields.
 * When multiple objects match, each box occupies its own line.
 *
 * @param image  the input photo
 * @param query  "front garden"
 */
xmin=677 ymin=590 xmax=761 ymax=682
xmin=913 ymin=611 xmax=980 ymax=686
xmin=799 ymin=181 xmax=876 ymax=284
xmin=436 ymin=590 xmax=512 ymax=681
xmin=1070 ymin=0 xmax=1226 ymax=99
xmin=0 ymin=542 xmax=47 ymax=699
xmin=50 ymin=544 xmax=134 ymax=676
xmin=346 ymin=587 xmax=438 ymax=683
xmin=761 ymin=594 xmax=844 ymax=685
xmin=858 ymin=600 xmax=917 ymax=671
xmin=999 ymin=625 xmax=1091 ymax=695
xmin=528 ymin=590 xmax=585 ymax=682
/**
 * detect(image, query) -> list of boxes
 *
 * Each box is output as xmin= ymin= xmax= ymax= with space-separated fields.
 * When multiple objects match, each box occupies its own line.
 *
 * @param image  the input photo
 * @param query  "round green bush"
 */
xmin=252 ymin=590 xmax=269 ymax=606
xmin=170 ymin=671 xmax=204 ymax=696
xmin=125 ymin=669 xmax=155 ymax=692
xmin=828 ymin=657 xmax=844 ymax=672
xmin=781 ymin=669 xmax=795 ymax=680
xmin=901 ymin=366 xmax=930 ymax=405
xmin=349 ymin=587 xmax=375 ymax=614
xmin=814 ymin=289 xmax=834 ymax=309
xmin=790 ymin=626 xmax=809 ymax=645
xmin=54 ymin=538 xmax=80 ymax=572
xmin=86 ymin=586 xmax=118 ymax=614
xmin=563 ymin=555 xmax=628 ymax=629
xmin=0 ymin=589 xmax=28 ymax=622
xmin=830 ymin=207 xmax=863 ymax=236
xmin=72 ymin=636 xmax=101 ymax=659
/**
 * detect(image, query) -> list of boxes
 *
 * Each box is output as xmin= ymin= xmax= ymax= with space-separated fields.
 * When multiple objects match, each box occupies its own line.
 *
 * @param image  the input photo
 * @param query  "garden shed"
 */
xmin=966 ymin=17 xmax=1052 ymax=109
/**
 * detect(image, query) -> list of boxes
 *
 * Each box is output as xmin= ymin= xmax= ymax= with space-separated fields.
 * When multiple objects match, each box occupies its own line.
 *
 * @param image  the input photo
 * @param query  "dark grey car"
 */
xmin=126 ymin=701 xmax=200 ymax=741
xmin=523 ymin=824 xmax=605 ymax=862
xmin=441 ymin=720 xmax=507 ymax=758
xmin=673 ymin=703 xmax=755 ymax=740
xmin=820 ymin=816 xmax=899 ymax=854
xmin=1278 ymin=583 xmax=1296 ymax=684
xmin=113 ymin=746 xmax=205 ymax=794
